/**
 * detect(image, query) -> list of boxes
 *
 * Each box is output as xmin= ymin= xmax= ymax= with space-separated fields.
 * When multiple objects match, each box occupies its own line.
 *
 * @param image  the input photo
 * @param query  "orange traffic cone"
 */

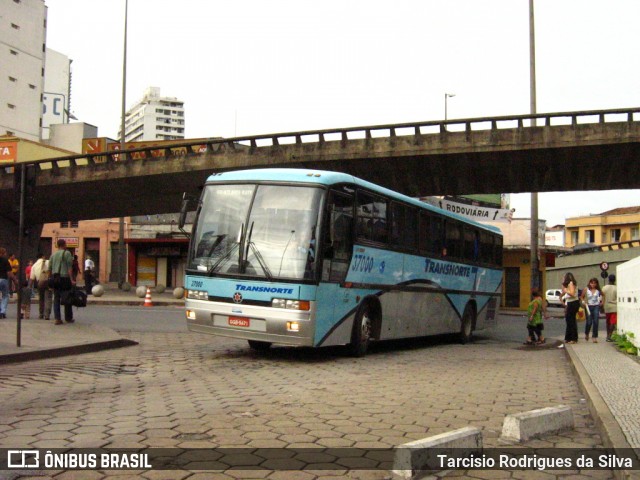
xmin=143 ymin=287 xmax=153 ymax=307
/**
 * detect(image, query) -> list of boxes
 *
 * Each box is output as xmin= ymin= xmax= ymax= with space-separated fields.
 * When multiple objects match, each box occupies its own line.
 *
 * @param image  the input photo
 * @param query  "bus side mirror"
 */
xmin=178 ymin=193 xmax=192 ymax=230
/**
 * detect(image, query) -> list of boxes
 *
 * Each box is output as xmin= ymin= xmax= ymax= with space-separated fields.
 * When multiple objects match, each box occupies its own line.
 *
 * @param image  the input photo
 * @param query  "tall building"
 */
xmin=42 ymin=47 xmax=72 ymax=140
xmin=121 ymin=87 xmax=185 ymax=142
xmin=0 ymin=0 xmax=47 ymax=141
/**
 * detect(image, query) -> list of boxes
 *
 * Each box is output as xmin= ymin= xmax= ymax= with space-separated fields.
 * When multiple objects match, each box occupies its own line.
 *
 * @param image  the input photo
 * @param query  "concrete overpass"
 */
xmin=1 ymin=107 xmax=639 ymax=250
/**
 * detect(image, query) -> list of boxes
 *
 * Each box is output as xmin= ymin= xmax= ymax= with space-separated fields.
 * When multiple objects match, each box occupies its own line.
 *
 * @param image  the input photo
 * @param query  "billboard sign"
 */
xmin=0 ymin=141 xmax=17 ymax=164
xmin=420 ymin=196 xmax=515 ymax=223
xmin=42 ymin=92 xmax=67 ymax=129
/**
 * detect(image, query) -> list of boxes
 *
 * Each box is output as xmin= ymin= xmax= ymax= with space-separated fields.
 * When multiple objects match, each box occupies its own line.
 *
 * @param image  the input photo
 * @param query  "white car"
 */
xmin=545 ymin=289 xmax=563 ymax=307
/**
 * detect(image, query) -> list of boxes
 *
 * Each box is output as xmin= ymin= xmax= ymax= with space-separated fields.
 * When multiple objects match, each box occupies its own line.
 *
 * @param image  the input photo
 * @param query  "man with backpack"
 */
xmin=49 ymin=239 xmax=75 ymax=325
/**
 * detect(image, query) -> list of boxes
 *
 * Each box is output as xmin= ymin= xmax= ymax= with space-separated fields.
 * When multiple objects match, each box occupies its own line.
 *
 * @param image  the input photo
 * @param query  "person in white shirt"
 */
xmin=601 ymin=275 xmax=618 ymax=342
xmin=83 ymin=256 xmax=95 ymax=295
xmin=29 ymin=253 xmax=52 ymax=320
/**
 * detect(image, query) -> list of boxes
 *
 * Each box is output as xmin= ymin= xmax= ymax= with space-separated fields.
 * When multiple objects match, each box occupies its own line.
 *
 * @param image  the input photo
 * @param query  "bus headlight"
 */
xmin=272 ymin=299 xmax=311 ymax=311
xmin=187 ymin=290 xmax=208 ymax=300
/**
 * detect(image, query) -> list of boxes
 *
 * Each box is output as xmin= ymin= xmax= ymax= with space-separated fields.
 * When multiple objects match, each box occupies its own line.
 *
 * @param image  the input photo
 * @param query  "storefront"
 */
xmin=126 ymin=238 xmax=189 ymax=288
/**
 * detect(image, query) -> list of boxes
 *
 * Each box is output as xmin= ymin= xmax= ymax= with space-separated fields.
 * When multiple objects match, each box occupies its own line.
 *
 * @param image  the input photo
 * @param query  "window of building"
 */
xmin=8 ymin=77 xmax=16 ymax=83
xmin=571 ymin=231 xmax=579 ymax=244
xmin=29 ymin=84 xmax=36 ymax=89
xmin=10 ymin=50 xmax=18 ymax=56
xmin=60 ymin=222 xmax=68 ymax=228
xmin=7 ymin=104 xmax=15 ymax=110
xmin=585 ymin=230 xmax=595 ymax=243
xmin=631 ymin=227 xmax=639 ymax=240
xmin=11 ymin=23 xmax=20 ymax=30
xmin=610 ymin=229 xmax=621 ymax=242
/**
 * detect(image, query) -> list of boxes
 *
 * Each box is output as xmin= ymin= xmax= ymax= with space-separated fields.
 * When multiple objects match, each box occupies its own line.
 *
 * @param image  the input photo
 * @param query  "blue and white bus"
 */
xmin=181 ymin=168 xmax=503 ymax=356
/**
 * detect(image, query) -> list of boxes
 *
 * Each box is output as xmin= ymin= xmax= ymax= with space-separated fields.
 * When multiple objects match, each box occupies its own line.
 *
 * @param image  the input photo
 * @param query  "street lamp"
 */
xmin=444 ymin=93 xmax=456 ymax=122
xmin=117 ymin=0 xmax=128 ymax=289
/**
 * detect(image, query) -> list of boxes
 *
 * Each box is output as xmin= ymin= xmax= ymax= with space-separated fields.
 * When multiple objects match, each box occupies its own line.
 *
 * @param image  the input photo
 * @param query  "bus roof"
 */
xmin=205 ymin=168 xmax=502 ymax=235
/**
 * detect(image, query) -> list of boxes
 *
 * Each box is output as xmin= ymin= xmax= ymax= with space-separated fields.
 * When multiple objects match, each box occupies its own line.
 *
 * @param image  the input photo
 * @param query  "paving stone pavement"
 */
xmin=0 ymin=332 xmax=613 ymax=479
xmin=568 ymin=339 xmax=640 ymax=448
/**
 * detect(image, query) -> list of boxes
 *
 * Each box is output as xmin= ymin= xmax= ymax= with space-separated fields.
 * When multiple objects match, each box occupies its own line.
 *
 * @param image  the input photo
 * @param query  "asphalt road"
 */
xmin=71 ymin=303 xmax=570 ymax=348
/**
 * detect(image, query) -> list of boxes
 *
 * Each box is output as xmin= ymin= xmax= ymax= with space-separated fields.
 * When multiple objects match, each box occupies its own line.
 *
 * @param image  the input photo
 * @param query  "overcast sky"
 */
xmin=44 ymin=0 xmax=640 ymax=226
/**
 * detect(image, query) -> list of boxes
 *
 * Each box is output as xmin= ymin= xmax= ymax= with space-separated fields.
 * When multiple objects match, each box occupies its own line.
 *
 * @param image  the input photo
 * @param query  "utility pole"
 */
xmin=529 ymin=0 xmax=540 ymax=291
xmin=118 ymin=0 xmax=128 ymax=289
xmin=16 ymin=164 xmax=26 ymax=347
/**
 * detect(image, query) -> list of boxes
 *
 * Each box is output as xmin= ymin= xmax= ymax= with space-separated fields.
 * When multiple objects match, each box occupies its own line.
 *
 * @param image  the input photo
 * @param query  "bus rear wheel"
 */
xmin=349 ymin=303 xmax=373 ymax=357
xmin=460 ymin=304 xmax=475 ymax=344
xmin=248 ymin=340 xmax=272 ymax=351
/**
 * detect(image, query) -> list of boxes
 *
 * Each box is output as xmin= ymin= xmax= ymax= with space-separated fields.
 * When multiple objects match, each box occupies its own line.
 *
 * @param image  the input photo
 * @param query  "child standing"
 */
xmin=524 ymin=289 xmax=546 ymax=345
xmin=20 ymin=281 xmax=32 ymax=319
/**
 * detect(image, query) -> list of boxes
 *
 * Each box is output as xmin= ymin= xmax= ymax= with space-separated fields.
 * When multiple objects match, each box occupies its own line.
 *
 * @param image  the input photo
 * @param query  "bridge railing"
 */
xmin=2 ymin=107 xmax=639 ymax=176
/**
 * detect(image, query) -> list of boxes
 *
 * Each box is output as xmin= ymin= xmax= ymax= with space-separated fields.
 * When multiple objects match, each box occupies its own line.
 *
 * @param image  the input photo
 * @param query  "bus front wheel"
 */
xmin=349 ymin=303 xmax=373 ymax=357
xmin=248 ymin=340 xmax=272 ymax=352
xmin=460 ymin=304 xmax=475 ymax=344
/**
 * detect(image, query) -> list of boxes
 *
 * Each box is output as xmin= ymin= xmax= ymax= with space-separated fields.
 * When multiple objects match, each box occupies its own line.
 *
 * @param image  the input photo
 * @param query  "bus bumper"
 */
xmin=185 ymin=299 xmax=316 ymax=347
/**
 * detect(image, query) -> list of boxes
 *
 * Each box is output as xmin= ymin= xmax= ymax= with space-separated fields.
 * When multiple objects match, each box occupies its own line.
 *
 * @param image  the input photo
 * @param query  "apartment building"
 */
xmin=120 ymin=87 xmax=185 ymax=142
xmin=565 ymin=207 xmax=640 ymax=248
xmin=0 ymin=0 xmax=47 ymax=141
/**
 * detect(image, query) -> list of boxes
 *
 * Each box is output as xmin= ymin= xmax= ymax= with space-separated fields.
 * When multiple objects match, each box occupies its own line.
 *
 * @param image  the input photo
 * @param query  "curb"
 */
xmin=564 ymin=344 xmax=640 ymax=480
xmin=0 ymin=339 xmax=139 ymax=365
xmin=500 ymin=405 xmax=573 ymax=442
xmin=87 ymin=300 xmax=184 ymax=307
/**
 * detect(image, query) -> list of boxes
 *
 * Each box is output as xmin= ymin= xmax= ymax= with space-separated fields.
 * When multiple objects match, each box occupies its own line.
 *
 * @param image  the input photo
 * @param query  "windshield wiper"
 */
xmin=242 ymin=221 xmax=273 ymax=281
xmin=247 ymin=242 xmax=273 ymax=281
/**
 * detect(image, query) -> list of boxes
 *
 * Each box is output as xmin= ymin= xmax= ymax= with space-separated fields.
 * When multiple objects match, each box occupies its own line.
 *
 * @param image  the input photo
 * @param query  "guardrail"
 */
xmin=2 ymin=107 xmax=639 ymax=175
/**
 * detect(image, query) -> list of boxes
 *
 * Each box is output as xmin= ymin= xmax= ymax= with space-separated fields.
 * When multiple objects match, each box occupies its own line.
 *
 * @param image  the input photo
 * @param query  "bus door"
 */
xmin=322 ymin=190 xmax=354 ymax=283
xmin=315 ymin=190 xmax=355 ymax=343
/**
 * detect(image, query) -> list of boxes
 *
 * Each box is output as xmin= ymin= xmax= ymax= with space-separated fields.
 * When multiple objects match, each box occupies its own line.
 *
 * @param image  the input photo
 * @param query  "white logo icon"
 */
xmin=7 ymin=450 xmax=40 ymax=468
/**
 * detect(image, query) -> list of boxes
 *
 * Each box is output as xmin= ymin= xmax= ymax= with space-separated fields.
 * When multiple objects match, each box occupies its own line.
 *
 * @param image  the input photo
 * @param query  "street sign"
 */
xmin=600 ymin=262 xmax=609 ymax=271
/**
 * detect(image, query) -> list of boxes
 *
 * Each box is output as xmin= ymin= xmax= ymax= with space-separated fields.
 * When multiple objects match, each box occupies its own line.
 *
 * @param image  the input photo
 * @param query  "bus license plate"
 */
xmin=228 ymin=316 xmax=250 ymax=327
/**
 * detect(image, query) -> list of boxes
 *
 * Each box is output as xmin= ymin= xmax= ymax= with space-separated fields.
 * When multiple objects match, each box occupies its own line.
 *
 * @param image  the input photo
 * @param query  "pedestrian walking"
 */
xmin=83 ymin=255 xmax=95 ymax=295
xmin=524 ymin=289 xmax=546 ymax=345
xmin=30 ymin=253 xmax=52 ymax=320
xmin=49 ymin=239 xmax=75 ymax=325
xmin=25 ymin=260 xmax=33 ymax=279
xmin=8 ymin=253 xmax=19 ymax=297
xmin=561 ymin=272 xmax=580 ymax=346
xmin=0 ymin=247 xmax=16 ymax=319
xmin=601 ymin=274 xmax=618 ymax=342
xmin=581 ymin=277 xmax=602 ymax=342
xmin=71 ymin=255 xmax=80 ymax=283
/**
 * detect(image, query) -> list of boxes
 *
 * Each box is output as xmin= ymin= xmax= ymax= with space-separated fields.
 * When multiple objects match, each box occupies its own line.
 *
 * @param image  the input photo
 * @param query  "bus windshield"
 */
xmin=189 ymin=183 xmax=324 ymax=281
